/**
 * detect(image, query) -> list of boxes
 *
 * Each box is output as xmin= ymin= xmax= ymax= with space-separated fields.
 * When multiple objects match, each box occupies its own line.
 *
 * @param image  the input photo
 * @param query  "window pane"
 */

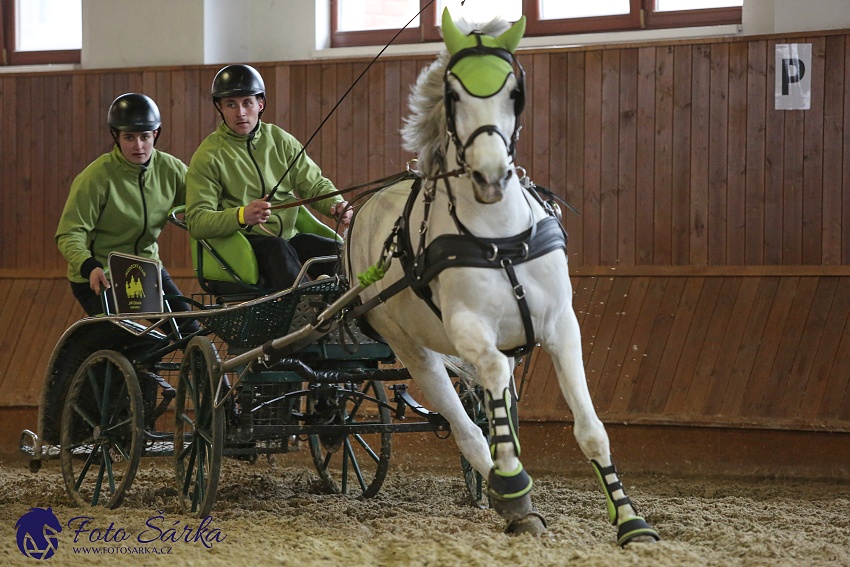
xmin=539 ymin=0 xmax=631 ymax=20
xmin=655 ymin=0 xmax=743 ymax=11
xmin=437 ymin=0 xmax=522 ymax=24
xmin=336 ymin=0 xmax=420 ymax=32
xmin=16 ymin=0 xmax=82 ymax=51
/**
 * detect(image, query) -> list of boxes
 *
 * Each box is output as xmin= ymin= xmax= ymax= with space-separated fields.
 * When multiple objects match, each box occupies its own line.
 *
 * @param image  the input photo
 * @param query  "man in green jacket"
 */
xmin=56 ymin=93 xmax=195 ymax=324
xmin=186 ymin=64 xmax=351 ymax=290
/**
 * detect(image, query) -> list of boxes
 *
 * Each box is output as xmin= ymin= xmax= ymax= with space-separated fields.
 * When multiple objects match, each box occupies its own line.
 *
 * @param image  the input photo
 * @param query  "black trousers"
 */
xmin=71 ymin=267 xmax=198 ymax=333
xmin=246 ymin=233 xmax=341 ymax=290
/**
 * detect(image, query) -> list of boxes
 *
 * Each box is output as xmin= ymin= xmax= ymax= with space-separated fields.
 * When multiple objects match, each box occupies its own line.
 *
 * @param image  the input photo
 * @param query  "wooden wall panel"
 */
xmin=518 ymin=274 xmax=850 ymax=432
xmin=745 ymin=41 xmax=767 ymax=265
xmin=0 ymin=30 xmax=848 ymax=436
xmin=652 ymin=46 xmax=674 ymax=266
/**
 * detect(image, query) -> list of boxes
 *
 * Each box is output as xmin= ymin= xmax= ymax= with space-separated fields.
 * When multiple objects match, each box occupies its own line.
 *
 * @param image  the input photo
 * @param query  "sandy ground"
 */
xmin=1 ymin=451 xmax=848 ymax=567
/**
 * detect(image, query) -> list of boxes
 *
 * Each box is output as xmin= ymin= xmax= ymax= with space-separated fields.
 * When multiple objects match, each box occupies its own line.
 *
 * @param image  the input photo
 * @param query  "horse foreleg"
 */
xmin=448 ymin=313 xmax=546 ymax=535
xmin=368 ymin=315 xmax=493 ymax=477
xmin=544 ymin=311 xmax=659 ymax=546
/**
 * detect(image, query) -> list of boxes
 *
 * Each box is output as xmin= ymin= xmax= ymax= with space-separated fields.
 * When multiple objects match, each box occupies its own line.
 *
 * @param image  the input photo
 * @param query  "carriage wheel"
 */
xmin=308 ymin=380 xmax=392 ymax=498
xmin=60 ymin=350 xmax=143 ymax=508
xmin=174 ymin=336 xmax=224 ymax=518
xmin=456 ymin=380 xmax=489 ymax=509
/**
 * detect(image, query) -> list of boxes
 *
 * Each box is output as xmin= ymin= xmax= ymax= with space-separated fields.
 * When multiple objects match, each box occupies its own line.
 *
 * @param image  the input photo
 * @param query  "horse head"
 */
xmin=441 ymin=8 xmax=526 ymax=204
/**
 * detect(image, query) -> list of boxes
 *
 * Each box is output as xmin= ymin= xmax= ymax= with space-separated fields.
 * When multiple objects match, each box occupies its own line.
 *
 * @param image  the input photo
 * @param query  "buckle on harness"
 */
xmin=513 ymin=283 xmax=525 ymax=300
xmin=488 ymin=243 xmax=499 ymax=262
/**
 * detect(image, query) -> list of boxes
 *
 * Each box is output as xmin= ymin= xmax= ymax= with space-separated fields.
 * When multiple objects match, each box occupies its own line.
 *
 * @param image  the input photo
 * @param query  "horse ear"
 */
xmin=442 ymin=7 xmax=467 ymax=55
xmin=496 ymin=15 xmax=526 ymax=54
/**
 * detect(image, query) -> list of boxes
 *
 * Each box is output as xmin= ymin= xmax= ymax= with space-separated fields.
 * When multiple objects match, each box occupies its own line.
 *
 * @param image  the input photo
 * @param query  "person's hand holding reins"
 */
xmin=242 ymin=197 xmax=272 ymax=226
xmin=89 ymin=267 xmax=110 ymax=294
xmin=331 ymin=201 xmax=353 ymax=227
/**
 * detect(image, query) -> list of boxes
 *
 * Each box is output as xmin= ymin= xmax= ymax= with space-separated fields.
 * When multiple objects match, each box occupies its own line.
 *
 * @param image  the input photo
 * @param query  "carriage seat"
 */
xmin=168 ymin=205 xmax=343 ymax=301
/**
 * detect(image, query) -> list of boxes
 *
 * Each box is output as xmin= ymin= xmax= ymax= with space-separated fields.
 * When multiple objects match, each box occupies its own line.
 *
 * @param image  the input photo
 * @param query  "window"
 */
xmin=1 ymin=0 xmax=81 ymax=65
xmin=330 ymin=0 xmax=743 ymax=48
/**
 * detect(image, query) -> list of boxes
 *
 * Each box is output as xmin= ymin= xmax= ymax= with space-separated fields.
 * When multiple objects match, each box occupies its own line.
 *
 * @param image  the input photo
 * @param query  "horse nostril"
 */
xmin=472 ymin=171 xmax=487 ymax=186
xmin=504 ymin=169 xmax=513 ymax=182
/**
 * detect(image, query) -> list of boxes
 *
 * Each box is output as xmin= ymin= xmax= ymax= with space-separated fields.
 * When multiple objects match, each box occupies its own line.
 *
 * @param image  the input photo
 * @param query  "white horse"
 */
xmin=345 ymin=9 xmax=659 ymax=544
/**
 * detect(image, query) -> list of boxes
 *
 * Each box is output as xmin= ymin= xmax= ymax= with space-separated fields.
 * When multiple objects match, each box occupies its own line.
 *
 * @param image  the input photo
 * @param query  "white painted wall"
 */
xmin=744 ymin=0 xmax=850 ymax=35
xmin=82 ymin=0 xmax=205 ymax=69
xmin=79 ymin=0 xmax=850 ymax=70
xmin=82 ymin=0 xmax=318 ymax=69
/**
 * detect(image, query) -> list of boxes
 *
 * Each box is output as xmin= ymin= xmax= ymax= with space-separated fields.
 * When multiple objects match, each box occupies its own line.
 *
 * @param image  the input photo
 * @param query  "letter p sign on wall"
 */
xmin=775 ymin=44 xmax=811 ymax=110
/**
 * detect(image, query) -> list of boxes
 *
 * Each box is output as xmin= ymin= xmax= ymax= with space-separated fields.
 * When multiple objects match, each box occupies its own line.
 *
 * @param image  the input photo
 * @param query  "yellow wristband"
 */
xmin=238 ymin=206 xmax=246 ymax=225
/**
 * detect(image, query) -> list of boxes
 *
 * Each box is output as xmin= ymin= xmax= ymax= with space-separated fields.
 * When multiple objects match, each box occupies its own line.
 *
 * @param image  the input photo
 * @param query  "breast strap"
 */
xmin=397 ymin=180 xmax=568 ymax=357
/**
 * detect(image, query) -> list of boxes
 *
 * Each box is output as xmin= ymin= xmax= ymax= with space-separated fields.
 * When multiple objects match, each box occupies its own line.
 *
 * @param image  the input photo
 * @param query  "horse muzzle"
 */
xmin=471 ymin=167 xmax=513 ymax=204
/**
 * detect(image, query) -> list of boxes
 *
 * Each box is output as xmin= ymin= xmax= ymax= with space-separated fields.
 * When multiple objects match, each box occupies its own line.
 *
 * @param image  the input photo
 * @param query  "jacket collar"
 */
xmin=218 ymin=120 xmax=264 ymax=143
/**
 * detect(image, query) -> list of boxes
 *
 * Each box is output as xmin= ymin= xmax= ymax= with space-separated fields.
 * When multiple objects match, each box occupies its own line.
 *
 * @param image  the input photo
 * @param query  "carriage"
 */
xmin=20 ymin=247 xmax=493 ymax=516
xmin=22 ymin=9 xmax=659 ymax=546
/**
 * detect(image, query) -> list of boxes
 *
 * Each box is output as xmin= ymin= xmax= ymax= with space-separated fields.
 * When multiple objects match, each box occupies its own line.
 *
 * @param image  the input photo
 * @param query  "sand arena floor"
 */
xmin=1 ymin=449 xmax=848 ymax=567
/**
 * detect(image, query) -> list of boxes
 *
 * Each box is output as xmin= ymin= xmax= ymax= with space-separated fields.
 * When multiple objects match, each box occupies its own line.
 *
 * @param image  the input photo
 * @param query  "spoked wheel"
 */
xmin=456 ymin=380 xmax=489 ymax=509
xmin=60 ymin=350 xmax=144 ymax=508
xmin=174 ymin=336 xmax=224 ymax=518
xmin=308 ymin=380 xmax=392 ymax=498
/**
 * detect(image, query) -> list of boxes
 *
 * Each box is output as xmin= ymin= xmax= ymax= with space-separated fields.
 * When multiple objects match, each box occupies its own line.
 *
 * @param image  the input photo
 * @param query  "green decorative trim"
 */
xmin=505 ymin=388 xmax=520 ymax=456
xmin=357 ymin=261 xmax=387 ymax=287
xmin=592 ymin=459 xmax=618 ymax=525
xmin=616 ymin=516 xmax=660 ymax=547
xmin=488 ymin=464 xmax=533 ymax=500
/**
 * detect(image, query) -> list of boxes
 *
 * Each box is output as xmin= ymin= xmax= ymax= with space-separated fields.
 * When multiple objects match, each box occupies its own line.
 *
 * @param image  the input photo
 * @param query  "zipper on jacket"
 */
xmin=246 ymin=133 xmax=282 ymax=237
xmin=247 ymin=133 xmax=266 ymax=196
xmin=133 ymin=166 xmax=149 ymax=255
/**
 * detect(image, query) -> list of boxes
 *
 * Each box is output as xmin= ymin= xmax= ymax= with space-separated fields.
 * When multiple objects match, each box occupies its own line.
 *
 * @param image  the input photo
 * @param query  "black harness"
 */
xmin=351 ymin=175 xmax=567 ymax=358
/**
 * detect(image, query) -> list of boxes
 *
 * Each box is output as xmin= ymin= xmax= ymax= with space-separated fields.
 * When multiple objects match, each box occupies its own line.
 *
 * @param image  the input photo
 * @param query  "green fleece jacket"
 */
xmin=56 ymin=146 xmax=188 ymax=283
xmin=185 ymin=121 xmax=342 ymax=240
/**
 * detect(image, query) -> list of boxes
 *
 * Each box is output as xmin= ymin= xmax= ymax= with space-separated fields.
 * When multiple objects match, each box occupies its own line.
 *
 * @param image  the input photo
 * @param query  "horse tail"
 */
xmin=442 ymin=354 xmax=478 ymax=385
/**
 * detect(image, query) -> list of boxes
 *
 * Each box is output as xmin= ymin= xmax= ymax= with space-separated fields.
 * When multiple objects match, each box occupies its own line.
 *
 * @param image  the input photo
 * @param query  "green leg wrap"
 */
xmin=591 ymin=458 xmax=660 ymax=546
xmin=486 ymin=388 xmax=520 ymax=459
xmin=592 ymin=458 xmax=629 ymax=524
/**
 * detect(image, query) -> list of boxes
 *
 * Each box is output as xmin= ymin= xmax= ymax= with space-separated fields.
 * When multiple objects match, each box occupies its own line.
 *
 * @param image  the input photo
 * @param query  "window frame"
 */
xmin=1 ymin=0 xmax=81 ymax=66
xmin=329 ymin=0 xmax=742 ymax=48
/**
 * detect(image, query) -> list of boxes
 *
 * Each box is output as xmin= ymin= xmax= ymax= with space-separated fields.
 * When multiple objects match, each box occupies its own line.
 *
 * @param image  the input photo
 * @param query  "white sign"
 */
xmin=775 ymin=44 xmax=811 ymax=110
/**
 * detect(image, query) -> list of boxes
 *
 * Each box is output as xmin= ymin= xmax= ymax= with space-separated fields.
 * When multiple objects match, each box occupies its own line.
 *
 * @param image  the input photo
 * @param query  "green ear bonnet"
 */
xmin=442 ymin=7 xmax=526 ymax=100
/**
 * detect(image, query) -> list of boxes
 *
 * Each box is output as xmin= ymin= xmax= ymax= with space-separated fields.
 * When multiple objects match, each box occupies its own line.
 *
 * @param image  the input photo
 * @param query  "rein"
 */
xmin=267 ymin=170 xmax=414 ymax=213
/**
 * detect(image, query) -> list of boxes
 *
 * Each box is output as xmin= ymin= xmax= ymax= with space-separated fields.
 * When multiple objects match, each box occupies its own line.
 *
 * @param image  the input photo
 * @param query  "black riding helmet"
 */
xmin=211 ymin=64 xmax=266 ymax=120
xmin=107 ymin=93 xmax=162 ymax=145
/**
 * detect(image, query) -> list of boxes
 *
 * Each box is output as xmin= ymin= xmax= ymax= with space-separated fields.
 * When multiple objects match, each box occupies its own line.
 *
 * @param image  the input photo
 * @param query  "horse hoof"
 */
xmin=617 ymin=517 xmax=660 ymax=547
xmin=505 ymin=510 xmax=548 ymax=536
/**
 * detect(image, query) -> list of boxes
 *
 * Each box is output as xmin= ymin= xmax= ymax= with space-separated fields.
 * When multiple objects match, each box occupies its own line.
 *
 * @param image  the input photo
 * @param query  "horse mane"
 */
xmin=401 ymin=16 xmax=512 ymax=176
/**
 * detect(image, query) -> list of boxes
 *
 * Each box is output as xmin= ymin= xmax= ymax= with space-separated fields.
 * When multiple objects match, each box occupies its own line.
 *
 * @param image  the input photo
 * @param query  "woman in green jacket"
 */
xmin=56 ymin=93 xmax=194 ymax=324
xmin=186 ymin=64 xmax=352 ymax=290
